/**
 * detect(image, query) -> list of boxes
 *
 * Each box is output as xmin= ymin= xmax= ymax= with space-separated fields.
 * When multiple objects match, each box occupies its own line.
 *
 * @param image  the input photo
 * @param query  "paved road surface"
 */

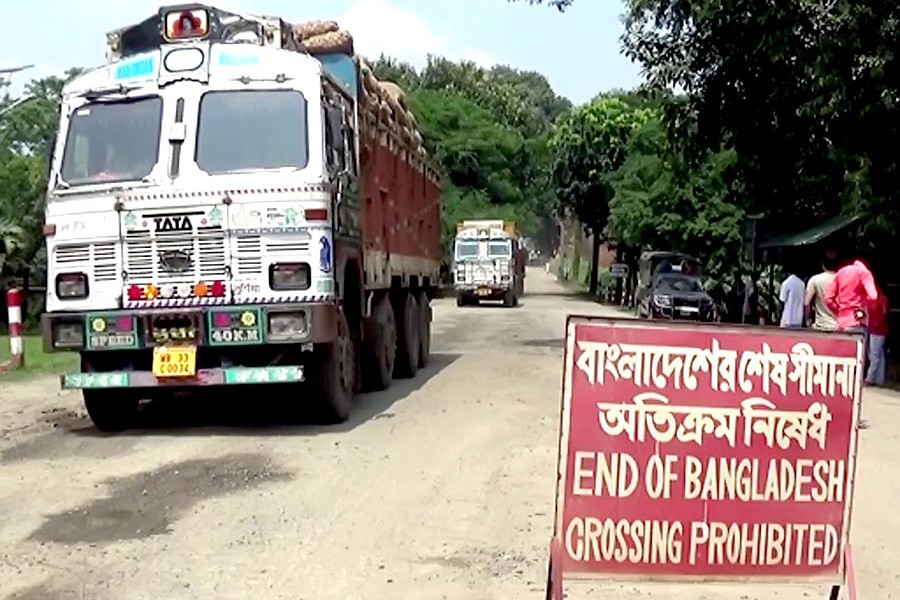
xmin=0 ymin=267 xmax=897 ymax=599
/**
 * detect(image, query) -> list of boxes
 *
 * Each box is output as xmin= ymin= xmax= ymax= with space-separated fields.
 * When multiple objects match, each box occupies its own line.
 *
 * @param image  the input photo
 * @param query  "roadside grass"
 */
xmin=0 ymin=335 xmax=78 ymax=382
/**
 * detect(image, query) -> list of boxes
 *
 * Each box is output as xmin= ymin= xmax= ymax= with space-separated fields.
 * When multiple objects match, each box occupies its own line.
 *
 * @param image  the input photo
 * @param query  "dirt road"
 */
xmin=1 ymin=267 xmax=897 ymax=599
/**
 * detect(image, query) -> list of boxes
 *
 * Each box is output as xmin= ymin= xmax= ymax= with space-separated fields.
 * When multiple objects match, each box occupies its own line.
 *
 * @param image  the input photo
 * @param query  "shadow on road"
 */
xmin=52 ymin=353 xmax=461 ymax=438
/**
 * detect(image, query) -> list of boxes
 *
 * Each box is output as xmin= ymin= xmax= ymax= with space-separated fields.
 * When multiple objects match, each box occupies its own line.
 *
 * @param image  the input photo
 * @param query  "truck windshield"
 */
xmin=196 ymin=90 xmax=309 ymax=173
xmin=488 ymin=241 xmax=511 ymax=258
xmin=456 ymin=241 xmax=479 ymax=259
xmin=59 ymin=97 xmax=162 ymax=186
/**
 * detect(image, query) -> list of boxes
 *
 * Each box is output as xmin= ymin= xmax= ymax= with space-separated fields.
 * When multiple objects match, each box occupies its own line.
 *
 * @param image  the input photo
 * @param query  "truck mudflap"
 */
xmin=61 ymin=365 xmax=304 ymax=390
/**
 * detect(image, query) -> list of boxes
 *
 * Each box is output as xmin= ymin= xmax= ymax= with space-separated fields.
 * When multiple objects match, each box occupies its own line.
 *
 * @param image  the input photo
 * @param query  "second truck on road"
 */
xmin=452 ymin=219 xmax=526 ymax=307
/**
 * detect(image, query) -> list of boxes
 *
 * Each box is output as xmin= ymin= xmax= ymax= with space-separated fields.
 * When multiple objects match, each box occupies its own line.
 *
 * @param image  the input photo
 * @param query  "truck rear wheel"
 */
xmin=393 ymin=292 xmax=420 ymax=379
xmin=417 ymin=291 xmax=431 ymax=368
xmin=313 ymin=307 xmax=356 ymax=423
xmin=362 ymin=295 xmax=396 ymax=392
xmin=83 ymin=389 xmax=140 ymax=432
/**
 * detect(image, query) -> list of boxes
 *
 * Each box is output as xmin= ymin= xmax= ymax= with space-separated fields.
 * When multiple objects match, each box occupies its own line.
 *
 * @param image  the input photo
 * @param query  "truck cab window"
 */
xmin=196 ymin=89 xmax=309 ymax=173
xmin=59 ymin=97 xmax=162 ymax=186
xmin=488 ymin=241 xmax=511 ymax=258
xmin=324 ymin=103 xmax=345 ymax=173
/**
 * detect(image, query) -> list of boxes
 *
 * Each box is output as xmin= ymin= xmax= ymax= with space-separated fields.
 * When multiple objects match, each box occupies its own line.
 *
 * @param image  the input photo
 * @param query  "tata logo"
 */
xmin=153 ymin=216 xmax=193 ymax=232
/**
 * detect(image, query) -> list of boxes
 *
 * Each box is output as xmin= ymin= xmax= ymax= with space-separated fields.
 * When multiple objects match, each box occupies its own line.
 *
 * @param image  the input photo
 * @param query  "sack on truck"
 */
xmin=303 ymin=30 xmax=354 ymax=55
xmin=294 ymin=20 xmax=339 ymax=39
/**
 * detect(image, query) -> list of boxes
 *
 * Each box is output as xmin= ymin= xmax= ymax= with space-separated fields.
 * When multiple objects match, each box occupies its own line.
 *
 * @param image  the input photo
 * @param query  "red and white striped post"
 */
xmin=2 ymin=288 xmax=24 ymax=370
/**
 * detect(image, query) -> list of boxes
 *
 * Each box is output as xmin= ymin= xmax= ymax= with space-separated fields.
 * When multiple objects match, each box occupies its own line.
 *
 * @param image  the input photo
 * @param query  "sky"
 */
xmin=0 ymin=0 xmax=643 ymax=104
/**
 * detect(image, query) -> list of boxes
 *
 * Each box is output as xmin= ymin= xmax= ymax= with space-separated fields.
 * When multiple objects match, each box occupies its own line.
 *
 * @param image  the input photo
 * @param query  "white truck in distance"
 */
xmin=452 ymin=219 xmax=526 ymax=307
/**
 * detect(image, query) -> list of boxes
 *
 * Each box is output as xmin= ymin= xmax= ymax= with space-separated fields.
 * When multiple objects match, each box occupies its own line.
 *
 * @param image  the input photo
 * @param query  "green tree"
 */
xmin=619 ymin=0 xmax=899 ymax=238
xmin=370 ymin=56 xmax=567 ymax=255
xmin=609 ymin=116 xmax=744 ymax=280
xmin=548 ymin=95 xmax=654 ymax=294
xmin=0 ymin=68 xmax=83 ymax=290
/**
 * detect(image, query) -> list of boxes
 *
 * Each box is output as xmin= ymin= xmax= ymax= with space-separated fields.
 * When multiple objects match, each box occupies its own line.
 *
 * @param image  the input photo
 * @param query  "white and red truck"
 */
xmin=452 ymin=219 xmax=526 ymax=307
xmin=41 ymin=4 xmax=442 ymax=430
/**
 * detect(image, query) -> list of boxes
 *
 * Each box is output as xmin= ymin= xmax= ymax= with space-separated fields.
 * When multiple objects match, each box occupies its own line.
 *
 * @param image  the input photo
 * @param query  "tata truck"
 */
xmin=41 ymin=5 xmax=442 ymax=431
xmin=452 ymin=219 xmax=525 ymax=307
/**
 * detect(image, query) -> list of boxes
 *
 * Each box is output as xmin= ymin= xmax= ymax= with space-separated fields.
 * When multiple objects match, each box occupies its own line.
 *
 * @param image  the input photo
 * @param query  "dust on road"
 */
xmin=0 ymin=268 xmax=897 ymax=599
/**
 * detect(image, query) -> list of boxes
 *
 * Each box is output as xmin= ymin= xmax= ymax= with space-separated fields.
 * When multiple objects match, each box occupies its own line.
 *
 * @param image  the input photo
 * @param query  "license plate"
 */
xmin=478 ymin=288 xmax=491 ymax=296
xmin=152 ymin=346 xmax=197 ymax=378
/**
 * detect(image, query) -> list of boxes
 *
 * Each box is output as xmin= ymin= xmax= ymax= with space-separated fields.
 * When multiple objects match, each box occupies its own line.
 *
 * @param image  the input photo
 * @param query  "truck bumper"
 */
xmin=60 ymin=365 xmax=305 ymax=390
xmin=456 ymin=284 xmax=511 ymax=300
xmin=42 ymin=303 xmax=336 ymax=390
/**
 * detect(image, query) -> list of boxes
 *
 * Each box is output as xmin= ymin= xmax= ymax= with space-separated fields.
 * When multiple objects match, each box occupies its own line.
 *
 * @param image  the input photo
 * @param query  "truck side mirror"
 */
xmin=46 ymin=133 xmax=58 ymax=179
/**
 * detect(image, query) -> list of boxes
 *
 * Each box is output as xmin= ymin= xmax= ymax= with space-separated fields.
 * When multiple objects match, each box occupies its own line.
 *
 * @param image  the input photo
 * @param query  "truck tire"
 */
xmin=456 ymin=294 xmax=466 ymax=307
xmin=313 ymin=307 xmax=356 ymax=423
xmin=503 ymin=290 xmax=515 ymax=308
xmin=393 ymin=292 xmax=420 ymax=379
xmin=362 ymin=295 xmax=396 ymax=392
xmin=417 ymin=291 xmax=431 ymax=368
xmin=83 ymin=389 xmax=140 ymax=432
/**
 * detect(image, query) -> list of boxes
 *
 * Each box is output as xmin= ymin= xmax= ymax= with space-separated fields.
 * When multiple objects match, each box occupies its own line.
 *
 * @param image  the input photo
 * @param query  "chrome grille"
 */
xmin=53 ymin=243 xmax=118 ymax=282
xmin=124 ymin=226 xmax=226 ymax=283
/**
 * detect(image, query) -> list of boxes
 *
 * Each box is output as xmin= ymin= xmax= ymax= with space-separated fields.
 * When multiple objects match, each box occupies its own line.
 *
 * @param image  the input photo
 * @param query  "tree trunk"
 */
xmin=588 ymin=233 xmax=601 ymax=296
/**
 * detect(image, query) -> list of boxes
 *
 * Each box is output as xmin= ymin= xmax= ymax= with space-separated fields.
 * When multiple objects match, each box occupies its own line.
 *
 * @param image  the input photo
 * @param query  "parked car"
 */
xmin=638 ymin=272 xmax=717 ymax=322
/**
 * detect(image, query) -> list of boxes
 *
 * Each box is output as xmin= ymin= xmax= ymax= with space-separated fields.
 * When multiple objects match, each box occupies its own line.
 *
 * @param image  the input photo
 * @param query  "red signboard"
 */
xmin=551 ymin=316 xmax=864 ymax=587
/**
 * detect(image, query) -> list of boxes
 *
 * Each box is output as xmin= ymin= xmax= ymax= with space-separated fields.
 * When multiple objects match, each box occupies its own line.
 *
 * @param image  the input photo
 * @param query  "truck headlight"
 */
xmin=267 ymin=311 xmax=308 ymax=340
xmin=52 ymin=320 xmax=84 ymax=348
xmin=55 ymin=272 xmax=88 ymax=299
xmin=269 ymin=263 xmax=310 ymax=291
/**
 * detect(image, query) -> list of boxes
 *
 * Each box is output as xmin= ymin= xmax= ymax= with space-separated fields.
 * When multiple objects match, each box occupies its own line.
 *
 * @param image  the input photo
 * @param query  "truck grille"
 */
xmin=54 ymin=242 xmax=118 ymax=282
xmin=461 ymin=261 xmax=503 ymax=284
xmin=234 ymin=234 xmax=263 ymax=275
xmin=125 ymin=226 xmax=227 ymax=283
xmin=232 ymin=235 xmax=311 ymax=276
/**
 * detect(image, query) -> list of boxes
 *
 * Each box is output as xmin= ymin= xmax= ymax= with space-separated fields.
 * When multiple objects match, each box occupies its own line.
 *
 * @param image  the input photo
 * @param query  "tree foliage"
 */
xmin=619 ymin=0 xmax=900 ymax=241
xmin=0 ymin=70 xmax=82 ymax=285
xmin=609 ymin=115 xmax=745 ymax=279
xmin=548 ymin=95 xmax=653 ymax=292
xmin=369 ymin=55 xmax=569 ymax=251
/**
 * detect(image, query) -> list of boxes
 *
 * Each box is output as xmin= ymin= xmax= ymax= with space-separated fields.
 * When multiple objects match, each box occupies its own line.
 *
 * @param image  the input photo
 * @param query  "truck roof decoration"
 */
xmin=106 ymin=4 xmax=300 ymax=62
xmin=456 ymin=220 xmax=517 ymax=239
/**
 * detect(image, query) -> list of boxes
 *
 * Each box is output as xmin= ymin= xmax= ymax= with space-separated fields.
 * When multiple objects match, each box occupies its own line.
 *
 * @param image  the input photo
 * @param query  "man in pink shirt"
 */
xmin=825 ymin=254 xmax=878 ymax=333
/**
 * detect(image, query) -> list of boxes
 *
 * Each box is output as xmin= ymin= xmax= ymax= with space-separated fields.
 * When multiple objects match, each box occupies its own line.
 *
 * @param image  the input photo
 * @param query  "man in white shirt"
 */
xmin=779 ymin=265 xmax=806 ymax=328
xmin=805 ymin=251 xmax=838 ymax=331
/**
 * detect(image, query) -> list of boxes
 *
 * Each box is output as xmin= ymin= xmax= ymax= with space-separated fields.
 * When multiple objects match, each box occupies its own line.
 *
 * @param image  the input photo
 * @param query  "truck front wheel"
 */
xmin=312 ymin=307 xmax=356 ymax=423
xmin=503 ymin=290 xmax=515 ymax=308
xmin=83 ymin=389 xmax=140 ymax=432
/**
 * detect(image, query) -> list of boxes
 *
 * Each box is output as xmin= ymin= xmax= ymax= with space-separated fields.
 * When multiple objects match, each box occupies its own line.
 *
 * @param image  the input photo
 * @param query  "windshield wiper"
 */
xmin=79 ymin=84 xmax=140 ymax=100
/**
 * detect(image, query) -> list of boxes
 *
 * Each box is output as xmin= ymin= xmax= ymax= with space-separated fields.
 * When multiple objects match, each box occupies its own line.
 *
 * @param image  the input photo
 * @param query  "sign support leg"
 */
xmin=544 ymin=537 xmax=563 ymax=600
xmin=828 ymin=545 xmax=858 ymax=600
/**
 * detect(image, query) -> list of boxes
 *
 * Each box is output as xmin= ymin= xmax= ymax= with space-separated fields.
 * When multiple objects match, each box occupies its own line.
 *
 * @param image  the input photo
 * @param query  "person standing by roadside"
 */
xmin=805 ymin=251 xmax=839 ymax=331
xmin=825 ymin=252 xmax=878 ymax=334
xmin=779 ymin=263 xmax=806 ymax=328
xmin=866 ymin=282 xmax=890 ymax=386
